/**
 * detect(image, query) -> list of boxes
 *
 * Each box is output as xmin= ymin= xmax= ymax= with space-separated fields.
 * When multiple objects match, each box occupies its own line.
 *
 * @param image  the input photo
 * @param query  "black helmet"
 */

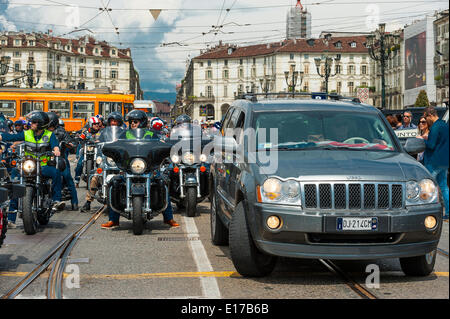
xmin=126 ymin=110 xmax=148 ymax=128
xmin=107 ymin=111 xmax=124 ymax=127
xmin=26 ymin=111 xmax=49 ymax=130
xmin=175 ymin=114 xmax=192 ymax=126
xmin=47 ymin=112 xmax=59 ymax=129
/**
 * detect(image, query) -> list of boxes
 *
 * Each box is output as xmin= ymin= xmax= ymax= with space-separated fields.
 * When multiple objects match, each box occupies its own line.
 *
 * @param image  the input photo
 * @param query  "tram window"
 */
xmin=99 ymin=101 xmax=122 ymax=117
xmin=0 ymin=100 xmax=16 ymax=117
xmin=124 ymin=103 xmax=133 ymax=114
xmin=21 ymin=101 xmax=43 ymax=116
xmin=49 ymin=101 xmax=70 ymax=118
xmin=73 ymin=101 xmax=95 ymax=119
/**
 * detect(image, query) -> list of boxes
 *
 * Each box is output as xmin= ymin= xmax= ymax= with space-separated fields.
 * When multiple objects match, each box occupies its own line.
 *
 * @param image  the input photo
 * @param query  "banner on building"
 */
xmin=357 ymin=87 xmax=370 ymax=103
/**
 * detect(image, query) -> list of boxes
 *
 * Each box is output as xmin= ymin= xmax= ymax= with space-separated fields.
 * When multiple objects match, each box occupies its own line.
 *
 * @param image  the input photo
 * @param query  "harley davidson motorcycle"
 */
xmin=15 ymin=143 xmax=66 ymax=235
xmin=165 ymin=124 xmax=211 ymax=217
xmin=88 ymin=126 xmax=124 ymax=204
xmin=78 ymin=132 xmax=98 ymax=189
xmin=102 ymin=128 xmax=172 ymax=235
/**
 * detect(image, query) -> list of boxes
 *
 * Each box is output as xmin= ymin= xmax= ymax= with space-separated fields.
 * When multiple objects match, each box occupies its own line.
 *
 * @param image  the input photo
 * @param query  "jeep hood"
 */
xmin=252 ymin=150 xmax=430 ymax=182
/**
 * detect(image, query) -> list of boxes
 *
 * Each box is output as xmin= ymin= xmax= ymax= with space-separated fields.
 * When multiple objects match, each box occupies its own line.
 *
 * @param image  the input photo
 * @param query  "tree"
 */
xmin=414 ymin=90 xmax=430 ymax=107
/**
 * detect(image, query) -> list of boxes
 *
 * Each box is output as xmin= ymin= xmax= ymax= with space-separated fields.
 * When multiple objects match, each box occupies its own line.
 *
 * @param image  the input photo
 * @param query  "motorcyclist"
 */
xmin=74 ymin=116 xmax=102 ymax=187
xmin=14 ymin=120 xmax=25 ymax=133
xmin=47 ymin=113 xmax=79 ymax=211
xmin=80 ymin=112 xmax=123 ymax=213
xmin=101 ymin=110 xmax=179 ymax=229
xmin=0 ymin=111 xmax=65 ymax=210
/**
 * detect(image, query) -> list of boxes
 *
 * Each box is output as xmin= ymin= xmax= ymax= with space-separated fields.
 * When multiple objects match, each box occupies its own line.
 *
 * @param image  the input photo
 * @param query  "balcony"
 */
xmin=185 ymin=94 xmax=215 ymax=103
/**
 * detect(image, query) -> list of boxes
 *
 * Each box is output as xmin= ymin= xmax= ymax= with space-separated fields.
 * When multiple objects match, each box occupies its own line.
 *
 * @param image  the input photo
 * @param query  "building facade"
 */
xmin=434 ymin=9 xmax=449 ymax=107
xmin=0 ymin=32 xmax=142 ymax=98
xmin=177 ymin=35 xmax=372 ymax=122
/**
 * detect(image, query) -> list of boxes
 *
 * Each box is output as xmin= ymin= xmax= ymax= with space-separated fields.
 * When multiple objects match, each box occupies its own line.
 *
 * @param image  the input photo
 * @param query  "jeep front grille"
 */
xmin=302 ymin=182 xmax=404 ymax=210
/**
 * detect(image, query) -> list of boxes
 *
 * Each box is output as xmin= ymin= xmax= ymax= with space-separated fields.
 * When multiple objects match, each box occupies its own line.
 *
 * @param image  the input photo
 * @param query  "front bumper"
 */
xmin=250 ymin=202 xmax=443 ymax=260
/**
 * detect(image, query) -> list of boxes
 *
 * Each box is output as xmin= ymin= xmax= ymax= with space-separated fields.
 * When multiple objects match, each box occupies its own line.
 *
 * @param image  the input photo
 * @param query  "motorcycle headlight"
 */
xmin=106 ymin=157 xmax=116 ymax=166
xmin=406 ymin=179 xmax=438 ymax=205
xmin=258 ymin=178 xmax=301 ymax=205
xmin=171 ymin=154 xmax=181 ymax=164
xmin=182 ymin=152 xmax=195 ymax=165
xmin=96 ymin=157 xmax=103 ymax=165
xmin=22 ymin=159 xmax=36 ymax=174
xmin=130 ymin=158 xmax=146 ymax=174
xmin=199 ymin=153 xmax=208 ymax=163
xmin=87 ymin=146 xmax=95 ymax=152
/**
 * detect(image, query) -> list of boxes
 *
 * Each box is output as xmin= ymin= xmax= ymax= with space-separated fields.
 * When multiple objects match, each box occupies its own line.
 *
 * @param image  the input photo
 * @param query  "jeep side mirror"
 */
xmin=404 ymin=137 xmax=426 ymax=156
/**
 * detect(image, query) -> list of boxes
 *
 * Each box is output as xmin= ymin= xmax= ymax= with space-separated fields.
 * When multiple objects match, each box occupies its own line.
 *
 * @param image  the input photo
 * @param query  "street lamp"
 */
xmin=259 ymin=75 xmax=273 ymax=97
xmin=314 ymin=54 xmax=340 ymax=95
xmin=22 ymin=68 xmax=41 ymax=88
xmin=284 ymin=67 xmax=304 ymax=97
xmin=0 ymin=56 xmax=11 ymax=76
xmin=366 ymin=23 xmax=400 ymax=109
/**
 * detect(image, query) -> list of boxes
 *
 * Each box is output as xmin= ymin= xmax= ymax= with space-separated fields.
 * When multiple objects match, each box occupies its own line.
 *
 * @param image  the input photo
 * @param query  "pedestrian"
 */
xmin=421 ymin=106 xmax=449 ymax=219
xmin=398 ymin=111 xmax=417 ymax=130
xmin=386 ymin=115 xmax=399 ymax=130
xmin=416 ymin=116 xmax=431 ymax=164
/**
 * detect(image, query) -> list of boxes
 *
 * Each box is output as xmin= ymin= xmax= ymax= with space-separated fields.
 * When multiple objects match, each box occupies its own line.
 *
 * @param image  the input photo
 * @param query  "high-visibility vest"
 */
xmin=125 ymin=130 xmax=154 ymax=140
xmin=24 ymin=129 xmax=53 ymax=166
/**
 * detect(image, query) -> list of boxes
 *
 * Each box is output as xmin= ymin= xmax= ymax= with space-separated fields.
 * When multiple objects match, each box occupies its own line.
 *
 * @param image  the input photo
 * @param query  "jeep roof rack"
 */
xmin=235 ymin=92 xmax=361 ymax=104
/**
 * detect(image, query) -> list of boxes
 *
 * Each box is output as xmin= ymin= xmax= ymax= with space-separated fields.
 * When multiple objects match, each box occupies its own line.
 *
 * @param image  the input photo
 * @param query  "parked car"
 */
xmin=210 ymin=95 xmax=444 ymax=277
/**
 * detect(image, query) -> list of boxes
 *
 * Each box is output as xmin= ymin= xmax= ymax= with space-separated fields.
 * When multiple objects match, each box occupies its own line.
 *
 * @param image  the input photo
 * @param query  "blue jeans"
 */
xmin=74 ymin=154 xmax=84 ymax=181
xmin=61 ymin=164 xmax=78 ymax=205
xmin=41 ymin=165 xmax=62 ymax=202
xmin=8 ymin=168 xmax=20 ymax=223
xmin=426 ymin=164 xmax=449 ymax=217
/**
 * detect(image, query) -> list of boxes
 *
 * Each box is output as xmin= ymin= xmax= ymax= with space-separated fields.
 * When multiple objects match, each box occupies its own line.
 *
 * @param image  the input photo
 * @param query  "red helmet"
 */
xmin=151 ymin=118 xmax=164 ymax=131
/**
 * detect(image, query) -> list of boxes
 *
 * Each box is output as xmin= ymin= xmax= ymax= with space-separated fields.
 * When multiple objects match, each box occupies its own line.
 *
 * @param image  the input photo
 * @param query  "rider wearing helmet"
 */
xmin=106 ymin=111 xmax=124 ymax=127
xmin=174 ymin=114 xmax=192 ymax=127
xmin=0 ymin=111 xmax=65 ymax=210
xmin=14 ymin=120 xmax=24 ymax=133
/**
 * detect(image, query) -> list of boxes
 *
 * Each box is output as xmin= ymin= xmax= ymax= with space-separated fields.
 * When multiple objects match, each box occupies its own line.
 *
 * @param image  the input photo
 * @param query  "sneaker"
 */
xmin=7 ymin=221 xmax=17 ymax=229
xmin=80 ymin=201 xmax=91 ymax=213
xmin=164 ymin=219 xmax=180 ymax=228
xmin=71 ymin=203 xmax=79 ymax=211
xmin=101 ymin=221 xmax=119 ymax=229
xmin=52 ymin=201 xmax=66 ymax=211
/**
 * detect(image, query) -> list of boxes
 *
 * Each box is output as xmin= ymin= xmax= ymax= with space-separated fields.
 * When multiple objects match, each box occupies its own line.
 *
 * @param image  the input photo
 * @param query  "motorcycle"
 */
xmin=165 ymin=124 xmax=211 ymax=217
xmin=102 ymin=128 xmax=171 ymax=235
xmin=0 ymin=155 xmax=26 ymax=247
xmin=16 ymin=143 xmax=66 ymax=235
xmin=77 ymin=132 xmax=97 ymax=189
xmin=88 ymin=126 xmax=124 ymax=204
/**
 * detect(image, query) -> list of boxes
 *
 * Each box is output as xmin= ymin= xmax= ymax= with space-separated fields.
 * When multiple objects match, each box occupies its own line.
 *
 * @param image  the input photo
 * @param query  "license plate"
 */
xmin=337 ymin=217 xmax=378 ymax=231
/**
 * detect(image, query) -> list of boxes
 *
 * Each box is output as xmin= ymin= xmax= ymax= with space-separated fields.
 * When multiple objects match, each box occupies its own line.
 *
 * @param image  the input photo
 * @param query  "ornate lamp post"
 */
xmin=21 ymin=68 xmax=41 ymax=88
xmin=284 ymin=66 xmax=304 ymax=97
xmin=366 ymin=23 xmax=400 ymax=109
xmin=314 ymin=53 xmax=340 ymax=95
xmin=0 ymin=56 xmax=11 ymax=76
xmin=259 ymin=75 xmax=274 ymax=97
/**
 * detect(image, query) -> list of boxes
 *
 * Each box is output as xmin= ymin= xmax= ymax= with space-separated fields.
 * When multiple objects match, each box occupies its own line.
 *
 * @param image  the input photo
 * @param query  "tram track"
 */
xmin=1 ymin=205 xmax=106 ymax=300
xmin=319 ymin=259 xmax=379 ymax=299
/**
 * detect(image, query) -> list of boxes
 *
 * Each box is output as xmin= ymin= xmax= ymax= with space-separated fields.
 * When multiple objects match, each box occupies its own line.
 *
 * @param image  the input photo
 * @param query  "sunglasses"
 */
xmin=131 ymin=120 xmax=140 ymax=124
xmin=419 ymin=121 xmax=427 ymax=124
xmin=403 ymin=115 xmax=411 ymax=118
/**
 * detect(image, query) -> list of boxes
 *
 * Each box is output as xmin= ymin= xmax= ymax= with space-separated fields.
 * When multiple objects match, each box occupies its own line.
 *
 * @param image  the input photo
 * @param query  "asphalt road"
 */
xmin=0 ymin=161 xmax=448 ymax=302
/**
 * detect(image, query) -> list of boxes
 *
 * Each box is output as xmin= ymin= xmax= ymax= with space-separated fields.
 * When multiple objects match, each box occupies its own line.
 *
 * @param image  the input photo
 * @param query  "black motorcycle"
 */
xmin=0 ymin=163 xmax=26 ymax=247
xmin=166 ymin=125 xmax=211 ymax=217
xmin=16 ymin=143 xmax=65 ymax=235
xmin=102 ymin=128 xmax=172 ymax=235
xmin=89 ymin=126 xmax=124 ymax=204
xmin=77 ymin=132 xmax=97 ymax=189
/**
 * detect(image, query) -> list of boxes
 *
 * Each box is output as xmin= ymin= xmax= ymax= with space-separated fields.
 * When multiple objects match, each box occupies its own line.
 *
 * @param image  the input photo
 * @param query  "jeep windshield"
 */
xmin=254 ymin=110 xmax=396 ymax=152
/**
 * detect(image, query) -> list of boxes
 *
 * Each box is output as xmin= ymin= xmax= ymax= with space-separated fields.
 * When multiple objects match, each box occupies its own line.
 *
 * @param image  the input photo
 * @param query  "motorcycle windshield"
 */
xmin=98 ymin=126 xmax=126 ymax=143
xmin=169 ymin=124 xmax=212 ymax=151
xmin=0 ymin=113 xmax=8 ymax=133
xmin=125 ymin=128 xmax=157 ymax=140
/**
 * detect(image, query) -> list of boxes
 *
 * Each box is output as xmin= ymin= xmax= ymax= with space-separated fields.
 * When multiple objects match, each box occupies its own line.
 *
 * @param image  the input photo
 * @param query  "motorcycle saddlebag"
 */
xmin=108 ymin=176 xmax=126 ymax=212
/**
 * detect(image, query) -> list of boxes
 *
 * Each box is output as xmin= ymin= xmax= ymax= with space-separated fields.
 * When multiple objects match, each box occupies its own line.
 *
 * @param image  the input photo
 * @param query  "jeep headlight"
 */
xmin=130 ymin=158 xmax=146 ymax=174
xmin=258 ymin=178 xmax=301 ymax=205
xmin=22 ymin=159 xmax=36 ymax=174
xmin=406 ymin=179 xmax=438 ymax=205
xmin=182 ymin=152 xmax=196 ymax=165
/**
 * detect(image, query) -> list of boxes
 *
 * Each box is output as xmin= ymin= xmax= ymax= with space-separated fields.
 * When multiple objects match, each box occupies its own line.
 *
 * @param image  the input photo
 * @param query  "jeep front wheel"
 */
xmin=229 ymin=202 xmax=276 ymax=277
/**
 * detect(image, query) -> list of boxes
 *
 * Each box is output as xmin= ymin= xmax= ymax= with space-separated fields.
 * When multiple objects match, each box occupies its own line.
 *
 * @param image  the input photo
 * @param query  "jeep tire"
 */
xmin=210 ymin=186 xmax=228 ymax=246
xmin=229 ymin=202 xmax=276 ymax=277
xmin=400 ymin=249 xmax=437 ymax=276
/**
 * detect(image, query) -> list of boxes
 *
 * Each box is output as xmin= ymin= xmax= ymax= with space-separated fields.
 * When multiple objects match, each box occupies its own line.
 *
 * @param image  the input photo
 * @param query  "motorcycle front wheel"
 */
xmin=185 ymin=187 xmax=197 ymax=217
xmin=132 ymin=196 xmax=145 ymax=235
xmin=22 ymin=186 xmax=38 ymax=235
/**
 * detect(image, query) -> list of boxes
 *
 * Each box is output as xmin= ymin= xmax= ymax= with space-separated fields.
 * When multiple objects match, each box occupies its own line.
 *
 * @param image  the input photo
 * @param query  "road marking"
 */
xmin=183 ymin=215 xmax=222 ymax=298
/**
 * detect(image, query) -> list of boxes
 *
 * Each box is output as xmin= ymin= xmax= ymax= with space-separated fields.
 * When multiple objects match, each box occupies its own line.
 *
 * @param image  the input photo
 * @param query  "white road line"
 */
xmin=183 ymin=216 xmax=221 ymax=299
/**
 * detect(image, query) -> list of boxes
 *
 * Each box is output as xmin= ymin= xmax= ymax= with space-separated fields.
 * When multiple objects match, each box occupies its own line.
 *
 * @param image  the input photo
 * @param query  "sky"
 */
xmin=0 ymin=0 xmax=448 ymax=103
